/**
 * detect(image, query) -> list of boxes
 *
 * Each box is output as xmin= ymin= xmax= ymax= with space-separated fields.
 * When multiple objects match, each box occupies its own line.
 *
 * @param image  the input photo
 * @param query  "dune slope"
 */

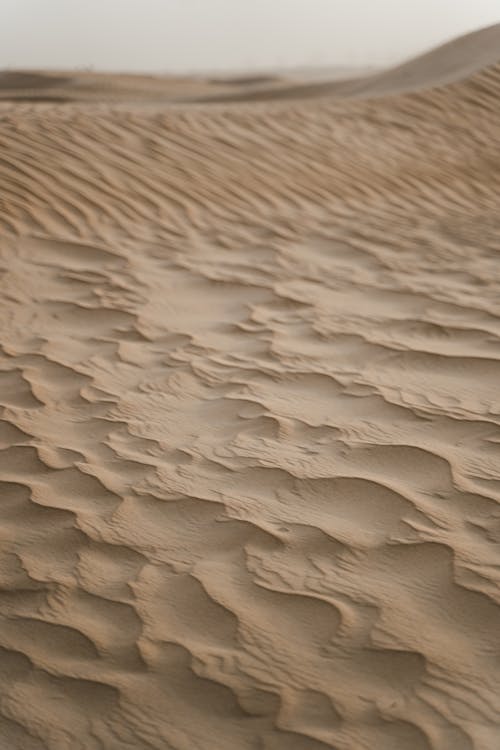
xmin=0 ymin=25 xmax=500 ymax=750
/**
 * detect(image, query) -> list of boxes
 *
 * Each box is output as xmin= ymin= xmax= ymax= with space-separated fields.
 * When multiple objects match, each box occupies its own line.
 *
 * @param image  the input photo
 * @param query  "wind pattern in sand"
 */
xmin=0 ymin=24 xmax=500 ymax=750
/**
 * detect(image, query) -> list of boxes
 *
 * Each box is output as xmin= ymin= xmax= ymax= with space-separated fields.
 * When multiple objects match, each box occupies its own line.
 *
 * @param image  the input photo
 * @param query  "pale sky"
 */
xmin=2 ymin=0 xmax=500 ymax=73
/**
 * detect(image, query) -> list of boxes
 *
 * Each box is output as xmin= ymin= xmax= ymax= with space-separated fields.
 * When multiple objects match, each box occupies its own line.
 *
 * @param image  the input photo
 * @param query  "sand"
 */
xmin=0 ymin=22 xmax=500 ymax=750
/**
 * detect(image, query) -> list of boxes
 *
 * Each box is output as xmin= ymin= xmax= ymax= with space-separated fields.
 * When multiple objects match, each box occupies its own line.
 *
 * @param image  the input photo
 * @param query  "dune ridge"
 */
xmin=0 ymin=24 xmax=500 ymax=750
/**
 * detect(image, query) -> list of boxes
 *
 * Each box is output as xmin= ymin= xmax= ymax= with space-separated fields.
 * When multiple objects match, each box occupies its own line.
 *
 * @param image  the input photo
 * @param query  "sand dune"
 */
xmin=1 ymin=23 xmax=500 ymax=750
xmin=0 ymin=69 xmax=291 ymax=105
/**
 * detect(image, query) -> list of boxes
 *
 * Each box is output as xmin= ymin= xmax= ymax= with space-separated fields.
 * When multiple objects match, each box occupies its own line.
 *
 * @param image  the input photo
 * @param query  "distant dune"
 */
xmin=0 ymin=24 xmax=499 ymax=750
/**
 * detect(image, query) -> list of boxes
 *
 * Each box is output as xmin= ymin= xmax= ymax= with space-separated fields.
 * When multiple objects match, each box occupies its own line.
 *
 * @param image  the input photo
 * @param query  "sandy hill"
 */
xmin=3 ymin=23 xmax=498 ymax=104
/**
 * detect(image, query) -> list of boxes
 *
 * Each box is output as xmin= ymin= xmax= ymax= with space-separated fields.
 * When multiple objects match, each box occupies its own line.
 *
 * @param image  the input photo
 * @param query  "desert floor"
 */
xmin=0 ymin=24 xmax=500 ymax=750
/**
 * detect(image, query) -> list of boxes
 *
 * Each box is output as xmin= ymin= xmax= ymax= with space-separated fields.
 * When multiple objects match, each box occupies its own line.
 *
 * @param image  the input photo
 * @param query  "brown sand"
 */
xmin=1 ymin=23 xmax=500 ymax=750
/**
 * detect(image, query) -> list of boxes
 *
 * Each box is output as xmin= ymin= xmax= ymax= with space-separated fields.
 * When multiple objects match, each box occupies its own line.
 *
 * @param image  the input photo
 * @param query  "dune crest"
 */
xmin=1 ymin=24 xmax=500 ymax=750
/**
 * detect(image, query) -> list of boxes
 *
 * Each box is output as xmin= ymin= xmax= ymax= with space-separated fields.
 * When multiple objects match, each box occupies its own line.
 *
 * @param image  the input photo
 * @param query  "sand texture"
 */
xmin=1 ymin=23 xmax=500 ymax=750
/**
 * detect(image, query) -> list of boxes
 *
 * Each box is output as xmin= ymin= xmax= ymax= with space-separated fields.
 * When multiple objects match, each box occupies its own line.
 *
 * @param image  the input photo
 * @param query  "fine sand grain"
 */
xmin=0 ymin=23 xmax=500 ymax=750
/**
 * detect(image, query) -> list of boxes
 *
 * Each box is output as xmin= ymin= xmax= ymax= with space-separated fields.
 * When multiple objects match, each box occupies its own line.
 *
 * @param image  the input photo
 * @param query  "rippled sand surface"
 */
xmin=1 ymin=24 xmax=500 ymax=750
